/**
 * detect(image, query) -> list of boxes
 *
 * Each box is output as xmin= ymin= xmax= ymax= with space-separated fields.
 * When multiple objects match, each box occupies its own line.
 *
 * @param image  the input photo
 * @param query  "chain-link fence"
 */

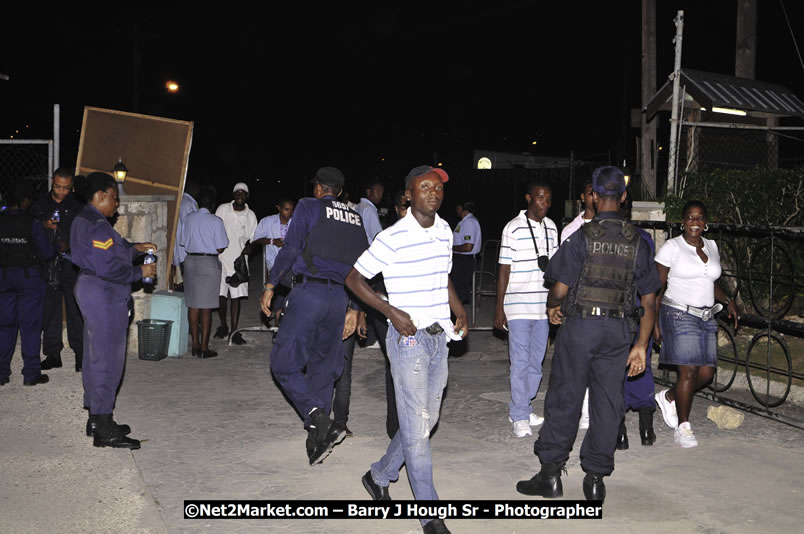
xmin=676 ymin=122 xmax=804 ymax=175
xmin=0 ymin=140 xmax=53 ymax=203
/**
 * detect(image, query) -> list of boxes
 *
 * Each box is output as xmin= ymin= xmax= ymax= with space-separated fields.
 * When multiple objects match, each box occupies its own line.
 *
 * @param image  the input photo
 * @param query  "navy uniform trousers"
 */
xmin=42 ymin=261 xmax=83 ymax=360
xmin=535 ymin=315 xmax=631 ymax=475
xmin=624 ymin=325 xmax=654 ymax=410
xmin=75 ymin=274 xmax=129 ymax=415
xmin=0 ymin=268 xmax=46 ymax=382
xmin=270 ymin=279 xmax=348 ymax=426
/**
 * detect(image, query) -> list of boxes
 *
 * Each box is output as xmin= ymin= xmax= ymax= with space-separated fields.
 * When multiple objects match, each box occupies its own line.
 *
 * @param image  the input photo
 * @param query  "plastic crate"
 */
xmin=137 ymin=319 xmax=173 ymax=361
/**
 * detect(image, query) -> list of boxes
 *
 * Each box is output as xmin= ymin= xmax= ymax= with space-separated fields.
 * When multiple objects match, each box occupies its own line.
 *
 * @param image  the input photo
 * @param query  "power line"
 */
xmin=779 ymin=0 xmax=804 ymax=72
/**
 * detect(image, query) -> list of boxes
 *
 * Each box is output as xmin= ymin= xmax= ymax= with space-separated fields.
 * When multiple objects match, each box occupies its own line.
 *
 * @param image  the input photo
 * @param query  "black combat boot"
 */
xmin=616 ymin=417 xmax=629 ymax=450
xmin=86 ymin=415 xmax=131 ymax=437
xmin=516 ymin=462 xmax=566 ymax=498
xmin=583 ymin=472 xmax=606 ymax=502
xmin=40 ymin=353 xmax=62 ymax=370
xmin=638 ymin=407 xmax=656 ymax=446
xmin=92 ymin=414 xmax=140 ymax=449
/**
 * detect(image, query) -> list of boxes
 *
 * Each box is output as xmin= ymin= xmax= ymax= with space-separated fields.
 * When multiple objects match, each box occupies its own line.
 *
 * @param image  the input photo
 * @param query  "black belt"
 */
xmin=187 ymin=252 xmax=218 ymax=257
xmin=577 ymin=306 xmax=627 ymax=319
xmin=425 ymin=323 xmax=444 ymax=335
xmin=293 ymin=274 xmax=343 ymax=286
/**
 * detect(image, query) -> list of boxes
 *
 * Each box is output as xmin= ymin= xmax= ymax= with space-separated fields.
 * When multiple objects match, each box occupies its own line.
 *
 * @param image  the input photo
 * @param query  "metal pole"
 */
xmin=667 ymin=10 xmax=684 ymax=195
xmin=53 ymin=104 xmax=60 ymax=172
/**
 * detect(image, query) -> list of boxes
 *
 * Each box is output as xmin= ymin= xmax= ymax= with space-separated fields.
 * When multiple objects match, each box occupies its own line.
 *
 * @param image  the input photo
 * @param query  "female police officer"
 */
xmin=70 ymin=173 xmax=157 ymax=449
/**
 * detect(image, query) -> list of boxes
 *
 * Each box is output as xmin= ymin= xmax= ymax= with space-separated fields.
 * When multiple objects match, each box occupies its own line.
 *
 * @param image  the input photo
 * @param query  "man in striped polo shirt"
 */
xmin=346 ymin=165 xmax=467 ymax=534
xmin=493 ymin=181 xmax=558 ymax=438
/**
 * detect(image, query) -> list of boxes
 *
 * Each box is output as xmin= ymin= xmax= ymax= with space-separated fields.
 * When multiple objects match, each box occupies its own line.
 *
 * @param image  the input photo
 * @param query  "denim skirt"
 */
xmin=658 ymin=303 xmax=718 ymax=367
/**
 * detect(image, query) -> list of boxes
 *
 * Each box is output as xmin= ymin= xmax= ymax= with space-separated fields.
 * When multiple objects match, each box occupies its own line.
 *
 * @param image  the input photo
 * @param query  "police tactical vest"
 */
xmin=302 ymin=198 xmax=369 ymax=275
xmin=0 ymin=211 xmax=37 ymax=267
xmin=562 ymin=218 xmax=640 ymax=318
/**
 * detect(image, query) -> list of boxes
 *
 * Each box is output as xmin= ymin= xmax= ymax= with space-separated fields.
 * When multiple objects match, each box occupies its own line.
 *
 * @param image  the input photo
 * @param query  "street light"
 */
xmin=166 ymin=80 xmax=180 ymax=93
xmin=113 ymin=158 xmax=128 ymax=183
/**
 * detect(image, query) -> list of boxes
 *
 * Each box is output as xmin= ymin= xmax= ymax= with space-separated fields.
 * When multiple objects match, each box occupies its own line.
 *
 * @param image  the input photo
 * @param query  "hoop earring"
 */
xmin=680 ymin=224 xmax=684 ymax=231
xmin=704 ymin=224 xmax=709 ymax=231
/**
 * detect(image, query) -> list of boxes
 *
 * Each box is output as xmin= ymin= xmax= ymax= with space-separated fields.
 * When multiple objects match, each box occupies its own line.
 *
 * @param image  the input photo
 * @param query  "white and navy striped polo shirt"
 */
xmin=354 ymin=209 xmax=456 ymax=336
xmin=498 ymin=210 xmax=558 ymax=320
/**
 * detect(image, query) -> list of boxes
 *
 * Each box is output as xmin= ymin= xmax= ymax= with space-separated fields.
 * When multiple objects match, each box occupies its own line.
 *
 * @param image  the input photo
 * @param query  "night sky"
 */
xmin=2 ymin=2 xmax=804 ymax=217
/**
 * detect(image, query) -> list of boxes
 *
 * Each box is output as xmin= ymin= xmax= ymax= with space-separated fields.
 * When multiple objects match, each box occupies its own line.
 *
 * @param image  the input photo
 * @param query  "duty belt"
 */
xmin=662 ymin=296 xmax=723 ymax=321
xmin=292 ymin=274 xmax=343 ymax=286
xmin=578 ymin=306 xmax=627 ymax=319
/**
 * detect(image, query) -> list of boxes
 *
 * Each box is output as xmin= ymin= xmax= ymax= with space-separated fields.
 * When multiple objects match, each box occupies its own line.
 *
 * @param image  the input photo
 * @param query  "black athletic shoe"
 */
xmin=423 ymin=518 xmax=451 ymax=534
xmin=306 ymin=408 xmax=344 ymax=465
xmin=362 ymin=471 xmax=391 ymax=500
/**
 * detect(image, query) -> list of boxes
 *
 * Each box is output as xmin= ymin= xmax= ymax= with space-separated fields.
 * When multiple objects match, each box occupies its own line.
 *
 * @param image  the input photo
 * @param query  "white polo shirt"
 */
xmin=498 ymin=211 xmax=558 ymax=320
xmin=354 ymin=209 xmax=460 ymax=340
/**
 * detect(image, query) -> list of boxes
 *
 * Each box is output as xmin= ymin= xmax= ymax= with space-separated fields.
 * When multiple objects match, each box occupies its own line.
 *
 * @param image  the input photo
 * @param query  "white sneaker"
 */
xmin=528 ymin=413 xmax=545 ymax=426
xmin=508 ymin=414 xmax=544 ymax=427
xmin=655 ymin=389 xmax=679 ymax=429
xmin=512 ymin=419 xmax=532 ymax=437
xmin=674 ymin=422 xmax=698 ymax=448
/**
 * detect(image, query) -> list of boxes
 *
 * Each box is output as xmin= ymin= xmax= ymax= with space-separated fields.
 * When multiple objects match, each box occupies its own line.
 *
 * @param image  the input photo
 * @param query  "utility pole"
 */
xmin=735 ymin=0 xmax=757 ymax=79
xmin=640 ymin=0 xmax=657 ymax=198
xmin=666 ymin=10 xmax=684 ymax=196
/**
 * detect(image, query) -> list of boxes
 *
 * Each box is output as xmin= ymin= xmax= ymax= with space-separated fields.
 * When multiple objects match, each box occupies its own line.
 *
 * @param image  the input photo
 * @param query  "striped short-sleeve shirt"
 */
xmin=498 ymin=211 xmax=558 ymax=320
xmin=354 ymin=209 xmax=454 ymax=331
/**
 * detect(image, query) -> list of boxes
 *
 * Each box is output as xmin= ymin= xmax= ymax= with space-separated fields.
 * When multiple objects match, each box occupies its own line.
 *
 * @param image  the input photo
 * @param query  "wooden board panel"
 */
xmin=75 ymin=107 xmax=194 ymax=268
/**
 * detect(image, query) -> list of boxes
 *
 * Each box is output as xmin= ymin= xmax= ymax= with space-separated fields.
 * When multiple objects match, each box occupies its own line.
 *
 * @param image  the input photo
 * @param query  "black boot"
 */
xmin=616 ymin=417 xmax=629 ymax=450
xmin=92 ymin=414 xmax=140 ymax=449
xmin=86 ymin=416 xmax=131 ymax=437
xmin=74 ymin=352 xmax=83 ymax=372
xmin=582 ymin=472 xmax=606 ymax=502
xmin=40 ymin=354 xmax=62 ymax=370
xmin=638 ymin=408 xmax=656 ymax=446
xmin=516 ymin=462 xmax=565 ymax=498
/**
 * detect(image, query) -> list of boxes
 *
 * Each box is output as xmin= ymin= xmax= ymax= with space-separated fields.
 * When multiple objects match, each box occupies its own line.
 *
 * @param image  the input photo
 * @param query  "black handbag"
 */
xmin=225 ymin=254 xmax=250 ymax=287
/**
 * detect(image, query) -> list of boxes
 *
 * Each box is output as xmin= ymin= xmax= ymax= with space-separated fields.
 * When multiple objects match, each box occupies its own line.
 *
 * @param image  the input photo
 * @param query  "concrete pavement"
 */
xmin=2 ymin=281 xmax=803 ymax=533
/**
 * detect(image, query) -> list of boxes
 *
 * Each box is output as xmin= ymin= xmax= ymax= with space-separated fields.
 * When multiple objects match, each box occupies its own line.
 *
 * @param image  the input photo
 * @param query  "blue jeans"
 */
xmin=508 ymin=319 xmax=549 ymax=422
xmin=371 ymin=324 xmax=448 ymax=523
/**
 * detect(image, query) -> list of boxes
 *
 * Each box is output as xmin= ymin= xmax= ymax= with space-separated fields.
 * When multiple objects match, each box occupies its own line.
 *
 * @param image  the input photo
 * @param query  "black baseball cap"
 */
xmin=404 ymin=165 xmax=449 ymax=189
xmin=591 ymin=166 xmax=626 ymax=196
xmin=311 ymin=166 xmax=345 ymax=190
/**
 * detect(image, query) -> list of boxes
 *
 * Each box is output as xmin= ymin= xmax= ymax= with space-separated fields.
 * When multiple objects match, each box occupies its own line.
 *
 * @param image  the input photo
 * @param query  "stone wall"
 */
xmin=113 ymin=194 xmax=174 ymax=349
xmin=632 ymin=201 xmax=667 ymax=250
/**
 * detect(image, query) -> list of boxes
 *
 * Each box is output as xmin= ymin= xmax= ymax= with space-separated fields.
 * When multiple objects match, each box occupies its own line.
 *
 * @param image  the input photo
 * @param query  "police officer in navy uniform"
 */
xmin=516 ymin=166 xmax=659 ymax=502
xmin=70 ymin=173 xmax=157 ymax=449
xmin=260 ymin=166 xmax=368 ymax=465
xmin=31 ymin=168 xmax=85 ymax=372
xmin=0 ymin=180 xmax=57 ymax=386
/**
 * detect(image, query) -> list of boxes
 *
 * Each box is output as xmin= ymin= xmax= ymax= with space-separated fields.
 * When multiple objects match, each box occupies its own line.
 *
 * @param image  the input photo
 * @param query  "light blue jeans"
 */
xmin=508 ymin=319 xmax=549 ymax=422
xmin=371 ymin=324 xmax=448 ymax=522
